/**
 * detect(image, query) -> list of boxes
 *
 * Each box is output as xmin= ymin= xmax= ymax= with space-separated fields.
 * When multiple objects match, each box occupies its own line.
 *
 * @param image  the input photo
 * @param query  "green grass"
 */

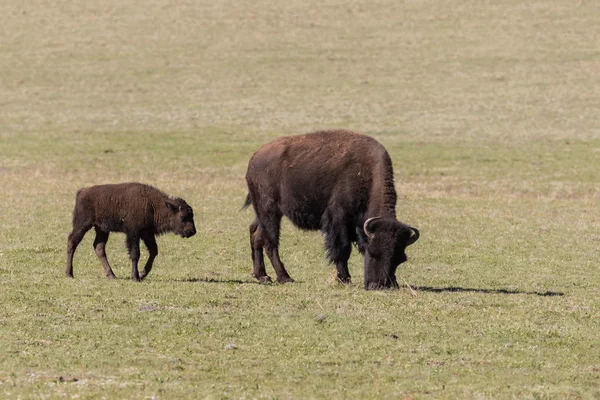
xmin=1 ymin=0 xmax=600 ymax=398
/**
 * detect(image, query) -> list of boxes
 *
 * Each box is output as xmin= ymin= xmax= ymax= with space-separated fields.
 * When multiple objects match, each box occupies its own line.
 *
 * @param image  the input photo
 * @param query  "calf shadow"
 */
xmin=414 ymin=285 xmax=564 ymax=297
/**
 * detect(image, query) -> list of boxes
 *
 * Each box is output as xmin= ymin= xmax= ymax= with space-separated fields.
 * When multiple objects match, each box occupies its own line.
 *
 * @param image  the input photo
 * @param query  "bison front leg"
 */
xmin=335 ymin=261 xmax=351 ymax=284
xmin=321 ymin=211 xmax=352 ymax=284
xmin=93 ymin=228 xmax=116 ymax=279
xmin=139 ymin=234 xmax=158 ymax=280
xmin=126 ymin=234 xmax=142 ymax=282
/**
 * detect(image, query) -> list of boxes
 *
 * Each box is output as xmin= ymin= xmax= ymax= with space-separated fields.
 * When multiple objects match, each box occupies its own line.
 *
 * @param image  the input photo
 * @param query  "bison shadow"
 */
xmin=154 ymin=279 xmax=566 ymax=296
xmin=413 ymin=286 xmax=564 ymax=297
xmin=175 ymin=277 xmax=260 ymax=285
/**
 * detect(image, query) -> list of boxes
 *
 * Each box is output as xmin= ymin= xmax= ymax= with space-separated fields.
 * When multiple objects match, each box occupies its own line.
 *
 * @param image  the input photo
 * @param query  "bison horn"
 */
xmin=407 ymin=227 xmax=420 ymax=246
xmin=363 ymin=217 xmax=382 ymax=239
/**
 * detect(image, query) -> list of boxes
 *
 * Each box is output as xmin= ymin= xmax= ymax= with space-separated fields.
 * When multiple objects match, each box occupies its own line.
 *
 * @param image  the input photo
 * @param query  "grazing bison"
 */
xmin=66 ymin=183 xmax=196 ymax=281
xmin=243 ymin=129 xmax=420 ymax=290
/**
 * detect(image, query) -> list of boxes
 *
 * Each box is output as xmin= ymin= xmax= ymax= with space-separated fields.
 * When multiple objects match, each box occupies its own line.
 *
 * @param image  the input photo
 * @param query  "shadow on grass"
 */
xmin=414 ymin=286 xmax=564 ymax=297
xmin=175 ymin=277 xmax=259 ymax=285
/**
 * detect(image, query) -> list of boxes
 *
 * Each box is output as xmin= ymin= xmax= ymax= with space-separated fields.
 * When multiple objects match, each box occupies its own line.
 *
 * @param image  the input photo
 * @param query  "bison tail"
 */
xmin=241 ymin=193 xmax=252 ymax=210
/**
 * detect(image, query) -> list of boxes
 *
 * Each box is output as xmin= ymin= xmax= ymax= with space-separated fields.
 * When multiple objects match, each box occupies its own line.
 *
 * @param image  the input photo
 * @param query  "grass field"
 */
xmin=1 ymin=0 xmax=600 ymax=398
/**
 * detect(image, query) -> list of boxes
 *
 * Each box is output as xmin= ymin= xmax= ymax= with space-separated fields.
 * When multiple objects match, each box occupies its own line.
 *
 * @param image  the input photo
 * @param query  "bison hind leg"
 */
xmin=249 ymin=220 xmax=271 ymax=283
xmin=265 ymin=246 xmax=295 ymax=284
xmin=250 ymin=218 xmax=294 ymax=284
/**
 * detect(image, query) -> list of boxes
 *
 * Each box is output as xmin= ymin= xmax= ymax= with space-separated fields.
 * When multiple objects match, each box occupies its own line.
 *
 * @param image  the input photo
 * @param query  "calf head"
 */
xmin=165 ymin=198 xmax=197 ymax=238
xmin=358 ymin=217 xmax=419 ymax=290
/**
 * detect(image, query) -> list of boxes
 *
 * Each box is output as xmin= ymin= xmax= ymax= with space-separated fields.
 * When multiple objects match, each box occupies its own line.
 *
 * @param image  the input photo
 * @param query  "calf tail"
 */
xmin=241 ymin=193 xmax=252 ymax=210
xmin=72 ymin=188 xmax=85 ymax=221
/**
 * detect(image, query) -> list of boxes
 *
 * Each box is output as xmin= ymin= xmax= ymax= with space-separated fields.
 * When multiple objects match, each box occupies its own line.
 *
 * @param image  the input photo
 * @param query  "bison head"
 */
xmin=358 ymin=217 xmax=419 ymax=290
xmin=166 ymin=198 xmax=197 ymax=238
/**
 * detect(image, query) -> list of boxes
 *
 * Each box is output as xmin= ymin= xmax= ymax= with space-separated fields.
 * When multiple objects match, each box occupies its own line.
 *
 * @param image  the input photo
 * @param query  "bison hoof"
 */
xmin=337 ymin=276 xmax=352 ymax=284
xmin=276 ymin=276 xmax=295 ymax=284
xmin=66 ymin=273 xmax=74 ymax=279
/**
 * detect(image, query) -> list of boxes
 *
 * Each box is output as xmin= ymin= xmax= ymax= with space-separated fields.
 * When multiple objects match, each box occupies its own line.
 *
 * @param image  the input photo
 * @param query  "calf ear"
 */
xmin=406 ymin=227 xmax=420 ymax=246
xmin=165 ymin=199 xmax=179 ymax=214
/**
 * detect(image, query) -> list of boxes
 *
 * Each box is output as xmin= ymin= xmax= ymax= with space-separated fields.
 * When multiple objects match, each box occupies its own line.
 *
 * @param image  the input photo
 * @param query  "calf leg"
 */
xmin=322 ymin=210 xmax=352 ymax=284
xmin=126 ymin=234 xmax=142 ymax=282
xmin=139 ymin=234 xmax=158 ymax=280
xmin=93 ymin=228 xmax=116 ymax=279
xmin=66 ymin=225 xmax=91 ymax=278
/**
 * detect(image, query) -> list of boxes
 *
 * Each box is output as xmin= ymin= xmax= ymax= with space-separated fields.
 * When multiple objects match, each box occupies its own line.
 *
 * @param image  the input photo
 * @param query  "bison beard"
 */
xmin=244 ymin=129 xmax=420 ymax=290
xmin=65 ymin=182 xmax=196 ymax=281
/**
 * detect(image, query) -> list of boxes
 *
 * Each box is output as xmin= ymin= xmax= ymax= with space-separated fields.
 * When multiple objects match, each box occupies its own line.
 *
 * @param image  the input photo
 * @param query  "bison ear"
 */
xmin=165 ymin=199 xmax=179 ymax=214
xmin=406 ymin=227 xmax=420 ymax=246
xmin=356 ymin=227 xmax=368 ymax=253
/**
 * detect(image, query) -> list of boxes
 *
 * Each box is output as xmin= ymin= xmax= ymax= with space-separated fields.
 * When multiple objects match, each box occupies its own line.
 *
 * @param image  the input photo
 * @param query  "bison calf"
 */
xmin=244 ymin=129 xmax=419 ymax=290
xmin=66 ymin=183 xmax=196 ymax=281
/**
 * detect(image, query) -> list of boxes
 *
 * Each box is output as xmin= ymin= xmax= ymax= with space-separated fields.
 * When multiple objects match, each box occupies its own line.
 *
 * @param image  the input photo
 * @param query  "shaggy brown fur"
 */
xmin=66 ymin=183 xmax=196 ymax=281
xmin=244 ymin=130 xmax=419 ymax=289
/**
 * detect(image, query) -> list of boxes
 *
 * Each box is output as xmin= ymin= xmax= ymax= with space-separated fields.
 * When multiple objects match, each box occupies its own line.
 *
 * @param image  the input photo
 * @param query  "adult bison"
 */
xmin=243 ymin=129 xmax=419 ymax=290
xmin=66 ymin=183 xmax=196 ymax=281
